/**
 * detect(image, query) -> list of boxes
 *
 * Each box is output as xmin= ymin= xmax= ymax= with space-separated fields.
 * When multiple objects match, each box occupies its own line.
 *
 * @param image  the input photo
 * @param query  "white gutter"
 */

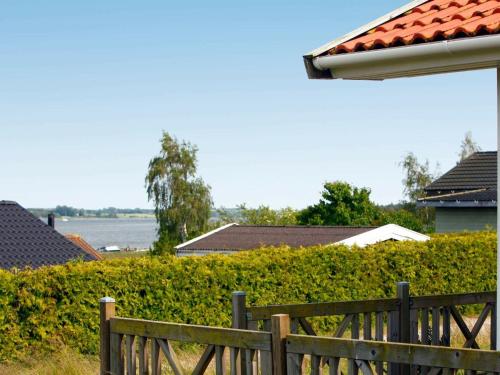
xmin=308 ymin=34 xmax=500 ymax=80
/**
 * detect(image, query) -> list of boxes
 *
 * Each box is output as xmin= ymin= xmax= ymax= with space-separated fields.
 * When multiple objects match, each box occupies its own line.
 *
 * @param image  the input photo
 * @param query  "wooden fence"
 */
xmin=240 ymin=282 xmax=496 ymax=348
xmin=236 ymin=282 xmax=496 ymax=375
xmin=100 ymin=284 xmax=499 ymax=375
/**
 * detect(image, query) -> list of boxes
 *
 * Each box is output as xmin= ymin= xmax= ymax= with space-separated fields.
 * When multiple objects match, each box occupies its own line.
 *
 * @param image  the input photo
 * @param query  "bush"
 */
xmin=0 ymin=232 xmax=495 ymax=362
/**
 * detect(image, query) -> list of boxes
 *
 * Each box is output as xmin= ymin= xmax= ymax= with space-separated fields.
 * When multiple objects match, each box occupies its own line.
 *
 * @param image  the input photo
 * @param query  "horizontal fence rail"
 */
xmin=101 ymin=296 xmax=500 ymax=375
xmin=110 ymin=317 xmax=271 ymax=350
xmin=287 ymin=335 xmax=500 ymax=374
xmin=247 ymin=298 xmax=400 ymax=321
xmin=237 ymin=283 xmax=497 ymax=375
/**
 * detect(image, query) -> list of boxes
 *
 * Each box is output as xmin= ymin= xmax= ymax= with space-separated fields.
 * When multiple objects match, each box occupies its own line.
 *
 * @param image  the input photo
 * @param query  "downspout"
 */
xmin=497 ymin=67 xmax=500 ymax=350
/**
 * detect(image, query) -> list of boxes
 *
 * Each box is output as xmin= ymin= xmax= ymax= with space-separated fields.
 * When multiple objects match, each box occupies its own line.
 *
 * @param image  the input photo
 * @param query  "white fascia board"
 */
xmin=174 ymin=223 xmax=237 ymax=250
xmin=336 ymin=224 xmax=430 ymax=248
xmin=311 ymin=34 xmax=500 ymax=80
xmin=305 ymin=0 xmax=428 ymax=58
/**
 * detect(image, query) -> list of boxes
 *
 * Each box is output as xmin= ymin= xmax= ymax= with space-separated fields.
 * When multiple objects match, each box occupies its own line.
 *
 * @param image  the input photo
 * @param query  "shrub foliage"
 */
xmin=0 ymin=232 xmax=495 ymax=361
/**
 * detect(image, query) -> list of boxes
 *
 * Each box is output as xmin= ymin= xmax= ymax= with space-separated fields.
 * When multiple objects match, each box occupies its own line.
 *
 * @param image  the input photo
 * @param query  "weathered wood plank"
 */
xmin=286 ymin=335 xmax=500 ymax=372
xmin=110 ymin=318 xmax=271 ymax=351
xmin=100 ymin=298 xmax=116 ymax=375
xmin=411 ymin=292 xmax=495 ymax=309
xmin=151 ymin=338 xmax=161 ymax=375
xmin=464 ymin=304 xmax=492 ymax=348
xmin=192 ymin=344 xmax=215 ymax=375
xmin=387 ymin=310 xmax=400 ymax=375
xmin=247 ymin=299 xmax=400 ymax=320
xmin=138 ymin=337 xmax=149 ymax=375
xmin=311 ymin=355 xmax=323 ymax=375
xmin=232 ymin=291 xmax=247 ymax=375
xmin=215 ymin=346 xmax=227 ymax=375
xmin=271 ymin=314 xmax=290 ymax=375
xmin=245 ymin=350 xmax=256 ymax=375
xmin=374 ymin=312 xmax=384 ymax=375
xmin=157 ymin=339 xmax=183 ymax=375
xmin=125 ymin=335 xmax=136 ymax=375
xmin=334 ymin=314 xmax=353 ymax=338
xmin=363 ymin=313 xmax=372 ymax=341
xmin=110 ymin=332 xmax=124 ymax=375
xmin=442 ymin=307 xmax=451 ymax=347
xmin=286 ymin=353 xmax=303 ymax=375
xmin=449 ymin=306 xmax=480 ymax=349
xmin=260 ymin=320 xmax=272 ymax=375
xmin=431 ymin=308 xmax=440 ymax=346
xmin=349 ymin=314 xmax=359 ymax=375
xmin=490 ymin=303 xmax=497 ymax=351
xmin=298 ymin=318 xmax=316 ymax=336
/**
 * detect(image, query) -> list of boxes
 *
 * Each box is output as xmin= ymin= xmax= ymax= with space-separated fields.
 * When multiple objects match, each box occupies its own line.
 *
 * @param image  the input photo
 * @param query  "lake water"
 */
xmin=45 ymin=218 xmax=157 ymax=249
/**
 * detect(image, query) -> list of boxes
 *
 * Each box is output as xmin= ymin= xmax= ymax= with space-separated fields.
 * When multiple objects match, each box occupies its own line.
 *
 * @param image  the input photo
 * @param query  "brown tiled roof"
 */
xmin=177 ymin=225 xmax=376 ymax=252
xmin=330 ymin=0 xmax=500 ymax=55
xmin=0 ymin=201 xmax=99 ymax=269
xmin=65 ymin=234 xmax=103 ymax=260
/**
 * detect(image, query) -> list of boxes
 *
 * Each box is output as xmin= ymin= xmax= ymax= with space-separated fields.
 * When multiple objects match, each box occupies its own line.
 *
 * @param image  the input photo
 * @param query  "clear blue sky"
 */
xmin=0 ymin=0 xmax=496 ymax=209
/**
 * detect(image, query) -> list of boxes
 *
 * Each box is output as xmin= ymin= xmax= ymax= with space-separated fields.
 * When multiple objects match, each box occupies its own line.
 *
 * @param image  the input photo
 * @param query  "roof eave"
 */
xmin=417 ymin=201 xmax=497 ymax=208
xmin=304 ymin=0 xmax=429 ymax=59
xmin=306 ymin=34 xmax=500 ymax=80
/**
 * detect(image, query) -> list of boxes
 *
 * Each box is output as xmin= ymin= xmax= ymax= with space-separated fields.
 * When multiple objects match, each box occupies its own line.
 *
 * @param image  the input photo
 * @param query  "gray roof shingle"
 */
xmin=425 ymin=152 xmax=496 ymax=193
xmin=0 ymin=201 xmax=99 ymax=269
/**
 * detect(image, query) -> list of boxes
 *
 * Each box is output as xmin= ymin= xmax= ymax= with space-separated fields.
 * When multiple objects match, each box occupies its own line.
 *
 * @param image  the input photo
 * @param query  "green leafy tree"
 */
xmin=458 ymin=131 xmax=481 ymax=162
xmin=400 ymin=152 xmax=439 ymax=202
xmin=216 ymin=205 xmax=298 ymax=225
xmin=297 ymin=181 xmax=379 ymax=226
xmin=146 ymin=132 xmax=212 ymax=255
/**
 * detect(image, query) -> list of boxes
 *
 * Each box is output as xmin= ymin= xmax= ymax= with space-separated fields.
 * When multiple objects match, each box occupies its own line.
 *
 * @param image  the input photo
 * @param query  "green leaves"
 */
xmin=0 ymin=231 xmax=495 ymax=362
xmin=146 ymin=132 xmax=212 ymax=254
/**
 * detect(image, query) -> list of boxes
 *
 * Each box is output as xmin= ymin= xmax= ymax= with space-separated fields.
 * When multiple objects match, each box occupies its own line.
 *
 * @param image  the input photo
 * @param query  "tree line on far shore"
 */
xmin=145 ymin=131 xmax=482 ymax=255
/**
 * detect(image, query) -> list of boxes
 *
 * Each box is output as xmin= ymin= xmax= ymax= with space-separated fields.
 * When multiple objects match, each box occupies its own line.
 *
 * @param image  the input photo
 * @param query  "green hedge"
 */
xmin=0 ymin=232 xmax=495 ymax=361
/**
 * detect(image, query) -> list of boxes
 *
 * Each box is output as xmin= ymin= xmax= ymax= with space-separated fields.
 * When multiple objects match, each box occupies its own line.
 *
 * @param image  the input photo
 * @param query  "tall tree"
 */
xmin=400 ymin=153 xmax=439 ymax=202
xmin=458 ymin=131 xmax=481 ymax=162
xmin=297 ymin=181 xmax=378 ymax=226
xmin=146 ymin=132 xmax=212 ymax=254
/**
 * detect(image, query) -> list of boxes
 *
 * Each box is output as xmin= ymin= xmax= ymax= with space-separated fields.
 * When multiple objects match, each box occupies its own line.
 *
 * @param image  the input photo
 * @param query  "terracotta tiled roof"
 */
xmin=65 ymin=234 xmax=103 ymax=260
xmin=331 ymin=0 xmax=500 ymax=55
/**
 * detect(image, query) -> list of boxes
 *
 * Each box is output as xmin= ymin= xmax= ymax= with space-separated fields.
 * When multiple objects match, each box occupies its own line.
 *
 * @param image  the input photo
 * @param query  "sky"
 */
xmin=0 ymin=0 xmax=496 ymax=210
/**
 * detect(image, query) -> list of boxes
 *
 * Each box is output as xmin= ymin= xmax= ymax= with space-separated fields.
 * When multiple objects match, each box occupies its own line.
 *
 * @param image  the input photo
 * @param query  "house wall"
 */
xmin=435 ymin=207 xmax=497 ymax=233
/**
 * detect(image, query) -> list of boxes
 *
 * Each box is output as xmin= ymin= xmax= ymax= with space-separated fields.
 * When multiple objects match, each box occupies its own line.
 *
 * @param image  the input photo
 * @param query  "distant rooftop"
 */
xmin=176 ymin=223 xmax=429 ymax=254
xmin=0 ymin=201 xmax=100 ymax=269
xmin=419 ymin=151 xmax=497 ymax=207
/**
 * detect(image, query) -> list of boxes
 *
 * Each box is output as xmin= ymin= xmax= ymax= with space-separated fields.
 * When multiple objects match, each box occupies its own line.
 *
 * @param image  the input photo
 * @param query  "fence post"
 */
xmin=232 ymin=291 xmax=247 ymax=375
xmin=271 ymin=314 xmax=290 ymax=375
xmin=100 ymin=296 xmax=116 ymax=375
xmin=398 ymin=282 xmax=410 ymax=375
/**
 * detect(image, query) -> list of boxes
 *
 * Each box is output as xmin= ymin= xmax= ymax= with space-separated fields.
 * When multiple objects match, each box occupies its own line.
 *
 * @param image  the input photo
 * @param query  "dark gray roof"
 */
xmin=0 ymin=201 xmax=99 ymax=269
xmin=419 ymin=152 xmax=497 ymax=208
xmin=425 ymin=152 xmax=496 ymax=193
xmin=176 ymin=225 xmax=376 ymax=252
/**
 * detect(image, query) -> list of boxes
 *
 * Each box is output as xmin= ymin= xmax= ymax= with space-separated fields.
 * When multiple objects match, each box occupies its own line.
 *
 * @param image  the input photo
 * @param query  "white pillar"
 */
xmin=497 ymin=67 xmax=500 ymax=349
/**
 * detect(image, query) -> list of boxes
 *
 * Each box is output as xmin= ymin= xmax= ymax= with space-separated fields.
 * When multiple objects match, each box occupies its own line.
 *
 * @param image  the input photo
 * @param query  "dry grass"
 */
xmin=0 ymin=348 xmax=99 ymax=375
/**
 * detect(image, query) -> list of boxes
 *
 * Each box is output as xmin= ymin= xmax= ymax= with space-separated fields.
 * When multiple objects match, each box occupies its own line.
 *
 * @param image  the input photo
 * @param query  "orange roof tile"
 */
xmin=331 ymin=0 xmax=500 ymax=55
xmin=65 ymin=234 xmax=103 ymax=260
